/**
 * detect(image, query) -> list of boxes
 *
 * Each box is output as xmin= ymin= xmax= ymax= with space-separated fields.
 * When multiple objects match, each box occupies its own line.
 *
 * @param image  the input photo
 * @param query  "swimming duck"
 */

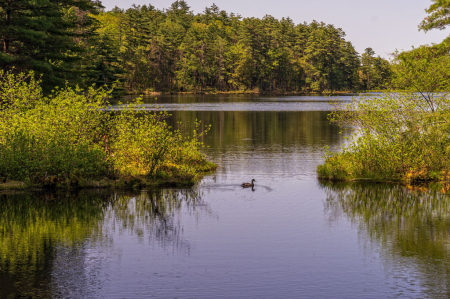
xmin=241 ymin=179 xmax=256 ymax=188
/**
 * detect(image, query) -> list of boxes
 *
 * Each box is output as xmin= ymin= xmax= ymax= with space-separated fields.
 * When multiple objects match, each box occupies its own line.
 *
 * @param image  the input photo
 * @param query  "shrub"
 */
xmin=0 ymin=71 xmax=215 ymax=186
xmin=109 ymin=105 xmax=214 ymax=179
xmin=318 ymin=91 xmax=450 ymax=182
xmin=0 ymin=71 xmax=110 ymax=182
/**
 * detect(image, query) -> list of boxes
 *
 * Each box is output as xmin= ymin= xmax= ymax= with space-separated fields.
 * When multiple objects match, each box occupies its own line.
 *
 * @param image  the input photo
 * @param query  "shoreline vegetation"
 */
xmin=3 ymin=1 xmax=450 ymax=190
xmin=0 ymin=71 xmax=216 ymax=191
xmin=123 ymin=90 xmax=363 ymax=96
xmin=317 ymin=16 xmax=450 ymax=186
xmin=317 ymin=90 xmax=450 ymax=185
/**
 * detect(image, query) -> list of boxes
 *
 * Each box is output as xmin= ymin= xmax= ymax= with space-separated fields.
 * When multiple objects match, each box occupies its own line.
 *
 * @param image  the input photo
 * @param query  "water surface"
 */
xmin=2 ymin=94 xmax=449 ymax=298
xmin=112 ymin=93 xmax=356 ymax=111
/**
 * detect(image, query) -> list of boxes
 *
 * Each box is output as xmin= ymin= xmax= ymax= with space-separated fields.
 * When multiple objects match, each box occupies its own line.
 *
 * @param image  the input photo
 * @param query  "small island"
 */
xmin=0 ymin=72 xmax=216 ymax=190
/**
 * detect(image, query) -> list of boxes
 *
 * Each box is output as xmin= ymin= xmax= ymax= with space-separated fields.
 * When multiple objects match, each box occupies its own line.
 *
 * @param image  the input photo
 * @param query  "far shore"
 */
xmin=122 ymin=90 xmax=377 ymax=96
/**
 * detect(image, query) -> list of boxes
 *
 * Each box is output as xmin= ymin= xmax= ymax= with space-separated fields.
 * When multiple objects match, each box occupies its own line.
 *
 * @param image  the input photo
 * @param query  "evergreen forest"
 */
xmin=0 ymin=0 xmax=392 ymax=94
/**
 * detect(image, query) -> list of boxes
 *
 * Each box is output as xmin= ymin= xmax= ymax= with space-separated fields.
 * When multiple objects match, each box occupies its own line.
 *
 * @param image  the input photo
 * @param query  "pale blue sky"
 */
xmin=102 ymin=0 xmax=450 ymax=59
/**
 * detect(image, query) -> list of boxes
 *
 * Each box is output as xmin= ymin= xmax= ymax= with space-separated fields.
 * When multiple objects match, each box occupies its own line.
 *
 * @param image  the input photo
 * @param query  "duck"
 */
xmin=241 ymin=179 xmax=256 ymax=188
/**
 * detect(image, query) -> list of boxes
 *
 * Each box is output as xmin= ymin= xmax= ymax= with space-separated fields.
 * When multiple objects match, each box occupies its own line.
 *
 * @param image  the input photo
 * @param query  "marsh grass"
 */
xmin=0 ymin=71 xmax=216 ymax=188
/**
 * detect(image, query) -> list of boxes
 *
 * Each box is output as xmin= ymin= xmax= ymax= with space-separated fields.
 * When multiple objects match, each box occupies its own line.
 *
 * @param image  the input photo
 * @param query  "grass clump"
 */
xmin=318 ymin=91 xmax=450 ymax=182
xmin=0 ymin=71 xmax=215 ymax=188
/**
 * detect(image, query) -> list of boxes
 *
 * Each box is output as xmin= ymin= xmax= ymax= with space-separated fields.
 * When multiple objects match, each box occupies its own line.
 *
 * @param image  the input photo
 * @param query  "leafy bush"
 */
xmin=0 ymin=72 xmax=110 ymax=182
xmin=110 ymin=104 xmax=214 ymax=179
xmin=319 ymin=42 xmax=450 ymax=182
xmin=391 ymin=39 xmax=450 ymax=94
xmin=0 ymin=71 xmax=215 ymax=187
xmin=318 ymin=91 xmax=450 ymax=182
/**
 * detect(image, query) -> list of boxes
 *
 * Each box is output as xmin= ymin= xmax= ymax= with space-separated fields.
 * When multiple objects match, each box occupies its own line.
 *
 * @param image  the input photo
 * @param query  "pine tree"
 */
xmin=0 ymin=0 xmax=102 ymax=90
xmin=93 ymin=1 xmax=367 ymax=93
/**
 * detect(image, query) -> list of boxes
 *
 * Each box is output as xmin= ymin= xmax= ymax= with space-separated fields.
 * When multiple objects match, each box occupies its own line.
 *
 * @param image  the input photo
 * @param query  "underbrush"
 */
xmin=0 ymin=71 xmax=216 ymax=189
xmin=318 ymin=92 xmax=450 ymax=183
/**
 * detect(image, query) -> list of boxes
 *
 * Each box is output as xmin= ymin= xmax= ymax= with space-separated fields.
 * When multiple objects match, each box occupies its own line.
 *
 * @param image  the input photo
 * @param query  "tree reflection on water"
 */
xmin=322 ymin=181 xmax=450 ymax=297
xmin=0 ymin=188 xmax=204 ymax=298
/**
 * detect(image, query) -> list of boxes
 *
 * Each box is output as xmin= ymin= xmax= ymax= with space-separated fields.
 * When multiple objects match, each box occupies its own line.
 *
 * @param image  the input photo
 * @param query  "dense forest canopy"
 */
xmin=101 ymin=2 xmax=366 ymax=93
xmin=0 ymin=0 xmax=102 ymax=89
xmin=1 ymin=0 xmax=393 ymax=93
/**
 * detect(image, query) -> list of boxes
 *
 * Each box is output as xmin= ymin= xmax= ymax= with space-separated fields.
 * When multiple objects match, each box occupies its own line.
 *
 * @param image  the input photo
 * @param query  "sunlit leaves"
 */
xmin=419 ymin=0 xmax=450 ymax=31
xmin=318 ymin=91 xmax=450 ymax=181
xmin=0 ymin=71 xmax=214 ymax=183
xmin=95 ymin=3 xmax=362 ymax=93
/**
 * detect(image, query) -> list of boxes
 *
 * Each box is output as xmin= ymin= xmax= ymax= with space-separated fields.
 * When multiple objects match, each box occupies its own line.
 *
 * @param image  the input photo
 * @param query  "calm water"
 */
xmin=2 ymin=94 xmax=450 ymax=298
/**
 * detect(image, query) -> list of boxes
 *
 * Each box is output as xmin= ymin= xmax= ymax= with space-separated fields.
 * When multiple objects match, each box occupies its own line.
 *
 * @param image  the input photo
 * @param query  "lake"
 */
xmin=2 ymin=94 xmax=449 ymax=298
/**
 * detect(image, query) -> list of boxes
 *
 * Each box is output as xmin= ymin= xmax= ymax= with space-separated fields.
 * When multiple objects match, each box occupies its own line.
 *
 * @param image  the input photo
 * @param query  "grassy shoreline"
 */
xmin=317 ymin=172 xmax=450 ymax=184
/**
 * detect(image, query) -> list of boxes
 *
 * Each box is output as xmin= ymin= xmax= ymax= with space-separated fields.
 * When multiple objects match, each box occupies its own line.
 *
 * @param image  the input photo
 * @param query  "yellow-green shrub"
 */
xmin=0 ymin=72 xmax=110 ymax=181
xmin=110 ymin=106 xmax=214 ymax=178
xmin=0 ymin=71 xmax=215 ymax=186
xmin=318 ymin=91 xmax=450 ymax=182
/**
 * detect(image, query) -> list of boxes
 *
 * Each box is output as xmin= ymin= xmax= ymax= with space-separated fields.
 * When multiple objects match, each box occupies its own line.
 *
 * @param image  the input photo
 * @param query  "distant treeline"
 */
xmin=0 ymin=0 xmax=392 ymax=93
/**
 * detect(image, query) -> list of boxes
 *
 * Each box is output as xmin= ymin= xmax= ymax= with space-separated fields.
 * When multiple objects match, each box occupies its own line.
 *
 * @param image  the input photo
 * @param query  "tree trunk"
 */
xmin=3 ymin=9 xmax=12 ymax=53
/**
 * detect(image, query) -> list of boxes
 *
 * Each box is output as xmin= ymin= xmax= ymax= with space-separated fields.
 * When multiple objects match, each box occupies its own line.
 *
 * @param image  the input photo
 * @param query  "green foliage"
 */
xmin=318 ymin=0 xmax=450 ymax=183
xmin=391 ymin=39 xmax=450 ymax=94
xmin=2 ymin=0 xmax=390 ymax=93
xmin=95 ymin=3 xmax=363 ymax=93
xmin=110 ymin=101 xmax=213 ymax=179
xmin=419 ymin=0 xmax=450 ymax=31
xmin=360 ymin=47 xmax=392 ymax=90
xmin=0 ymin=71 xmax=215 ymax=187
xmin=0 ymin=71 xmax=110 ymax=182
xmin=318 ymin=91 xmax=450 ymax=182
xmin=0 ymin=0 xmax=103 ymax=91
